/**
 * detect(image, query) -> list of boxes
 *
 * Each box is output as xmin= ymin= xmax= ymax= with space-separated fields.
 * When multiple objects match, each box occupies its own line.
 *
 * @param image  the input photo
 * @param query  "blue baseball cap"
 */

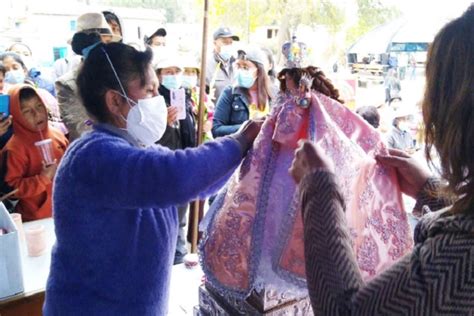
xmin=213 ymin=27 xmax=240 ymax=41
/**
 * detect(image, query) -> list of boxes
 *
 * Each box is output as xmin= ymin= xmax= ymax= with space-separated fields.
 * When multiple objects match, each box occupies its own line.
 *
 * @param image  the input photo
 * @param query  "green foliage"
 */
xmin=346 ymin=0 xmax=401 ymax=46
xmin=96 ymin=0 xmax=399 ymax=52
xmin=95 ymin=0 xmax=184 ymax=22
xmin=194 ymin=0 xmax=345 ymax=42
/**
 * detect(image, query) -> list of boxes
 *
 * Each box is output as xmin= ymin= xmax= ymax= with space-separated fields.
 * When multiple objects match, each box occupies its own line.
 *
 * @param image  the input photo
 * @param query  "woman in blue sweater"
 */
xmin=44 ymin=43 xmax=261 ymax=315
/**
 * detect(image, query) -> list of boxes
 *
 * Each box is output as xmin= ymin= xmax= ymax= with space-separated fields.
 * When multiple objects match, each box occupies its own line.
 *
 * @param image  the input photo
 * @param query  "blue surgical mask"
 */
xmin=235 ymin=69 xmax=256 ymax=88
xmin=5 ymin=70 xmax=25 ymax=84
xmin=161 ymin=74 xmax=182 ymax=90
xmin=181 ymin=75 xmax=197 ymax=89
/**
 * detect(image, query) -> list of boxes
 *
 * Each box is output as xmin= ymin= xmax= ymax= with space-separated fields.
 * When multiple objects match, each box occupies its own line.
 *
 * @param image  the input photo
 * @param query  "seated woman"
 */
xmin=212 ymin=46 xmax=272 ymax=138
xmin=43 ymin=42 xmax=262 ymax=315
xmin=291 ymin=5 xmax=474 ymax=315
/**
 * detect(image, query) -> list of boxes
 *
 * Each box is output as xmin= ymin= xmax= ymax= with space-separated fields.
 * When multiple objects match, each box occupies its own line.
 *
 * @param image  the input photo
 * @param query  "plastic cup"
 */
xmin=10 ymin=213 xmax=25 ymax=242
xmin=34 ymin=139 xmax=54 ymax=165
xmin=25 ymin=224 xmax=47 ymax=257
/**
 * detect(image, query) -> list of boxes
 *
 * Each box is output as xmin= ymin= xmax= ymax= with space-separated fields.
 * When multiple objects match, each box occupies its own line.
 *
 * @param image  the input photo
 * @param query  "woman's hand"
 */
xmin=232 ymin=119 xmax=265 ymax=153
xmin=167 ymin=106 xmax=178 ymax=126
xmin=203 ymin=120 xmax=212 ymax=133
xmin=290 ymin=140 xmax=333 ymax=184
xmin=376 ymin=148 xmax=432 ymax=198
xmin=0 ymin=116 xmax=12 ymax=137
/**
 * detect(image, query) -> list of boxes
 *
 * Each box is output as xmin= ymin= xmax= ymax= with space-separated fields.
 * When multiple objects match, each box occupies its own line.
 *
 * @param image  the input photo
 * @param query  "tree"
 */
xmin=95 ymin=0 xmax=186 ymax=22
xmin=194 ymin=0 xmax=344 ymax=41
xmin=346 ymin=0 xmax=401 ymax=46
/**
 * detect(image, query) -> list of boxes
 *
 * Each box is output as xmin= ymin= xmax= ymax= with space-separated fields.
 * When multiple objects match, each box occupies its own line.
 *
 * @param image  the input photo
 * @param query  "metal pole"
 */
xmin=191 ymin=0 xmax=209 ymax=254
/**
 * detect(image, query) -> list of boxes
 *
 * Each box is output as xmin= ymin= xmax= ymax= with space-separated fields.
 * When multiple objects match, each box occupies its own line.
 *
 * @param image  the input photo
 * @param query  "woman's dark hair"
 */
xmin=356 ymin=106 xmax=380 ymax=129
xmin=278 ymin=66 xmax=344 ymax=103
xmin=261 ymin=47 xmax=276 ymax=79
xmin=423 ymin=4 xmax=474 ymax=214
xmin=0 ymin=52 xmax=27 ymax=70
xmin=255 ymin=63 xmax=272 ymax=110
xmin=0 ymin=63 xmax=5 ymax=76
xmin=76 ymin=43 xmax=153 ymax=122
xmin=71 ymin=32 xmax=102 ymax=56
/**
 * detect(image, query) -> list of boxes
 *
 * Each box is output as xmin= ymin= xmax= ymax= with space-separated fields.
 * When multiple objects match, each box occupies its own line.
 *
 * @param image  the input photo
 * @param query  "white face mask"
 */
xmin=102 ymin=47 xmax=167 ymax=147
xmin=122 ymin=94 xmax=168 ymax=147
xmin=398 ymin=121 xmax=410 ymax=132
xmin=152 ymin=46 xmax=168 ymax=59
xmin=219 ymin=44 xmax=235 ymax=61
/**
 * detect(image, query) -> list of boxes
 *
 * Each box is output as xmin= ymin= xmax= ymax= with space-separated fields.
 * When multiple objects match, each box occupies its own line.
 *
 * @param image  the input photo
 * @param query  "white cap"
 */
xmin=393 ymin=105 xmax=415 ymax=119
xmin=237 ymin=45 xmax=267 ymax=66
xmin=153 ymin=55 xmax=183 ymax=71
xmin=76 ymin=12 xmax=121 ymax=42
xmin=181 ymin=55 xmax=200 ymax=70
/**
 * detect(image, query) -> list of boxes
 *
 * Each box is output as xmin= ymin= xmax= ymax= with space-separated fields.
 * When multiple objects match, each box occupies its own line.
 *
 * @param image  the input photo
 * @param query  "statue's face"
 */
xmin=285 ymin=75 xmax=298 ymax=91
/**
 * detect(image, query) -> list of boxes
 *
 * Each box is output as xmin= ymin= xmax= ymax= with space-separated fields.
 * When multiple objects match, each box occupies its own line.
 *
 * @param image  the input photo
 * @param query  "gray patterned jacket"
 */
xmin=300 ymin=172 xmax=474 ymax=315
xmin=55 ymin=69 xmax=92 ymax=141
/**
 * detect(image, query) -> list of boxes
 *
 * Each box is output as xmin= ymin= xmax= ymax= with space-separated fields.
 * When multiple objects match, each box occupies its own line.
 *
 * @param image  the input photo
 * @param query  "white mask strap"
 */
xmin=102 ymin=47 xmax=132 ymax=107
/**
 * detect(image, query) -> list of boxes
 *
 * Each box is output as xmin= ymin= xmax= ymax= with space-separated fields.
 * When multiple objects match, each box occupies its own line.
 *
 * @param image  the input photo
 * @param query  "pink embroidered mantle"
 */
xmin=200 ymin=91 xmax=413 ymax=298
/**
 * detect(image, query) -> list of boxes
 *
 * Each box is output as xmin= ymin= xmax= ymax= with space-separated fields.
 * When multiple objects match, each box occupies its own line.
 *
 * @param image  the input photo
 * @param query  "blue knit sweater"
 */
xmin=44 ymin=124 xmax=243 ymax=315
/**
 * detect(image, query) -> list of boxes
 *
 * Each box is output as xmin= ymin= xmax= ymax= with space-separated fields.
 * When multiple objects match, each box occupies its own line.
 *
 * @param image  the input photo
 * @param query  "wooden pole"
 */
xmin=191 ymin=0 xmax=210 ymax=254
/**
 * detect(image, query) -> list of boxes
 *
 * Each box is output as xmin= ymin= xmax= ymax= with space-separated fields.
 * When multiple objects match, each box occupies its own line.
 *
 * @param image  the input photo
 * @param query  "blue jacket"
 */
xmin=28 ymin=68 xmax=56 ymax=96
xmin=44 ymin=124 xmax=243 ymax=315
xmin=212 ymin=85 xmax=250 ymax=138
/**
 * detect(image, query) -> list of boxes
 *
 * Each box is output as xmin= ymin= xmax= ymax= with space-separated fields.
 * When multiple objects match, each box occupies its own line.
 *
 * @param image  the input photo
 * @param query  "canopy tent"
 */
xmin=347 ymin=16 xmax=450 ymax=54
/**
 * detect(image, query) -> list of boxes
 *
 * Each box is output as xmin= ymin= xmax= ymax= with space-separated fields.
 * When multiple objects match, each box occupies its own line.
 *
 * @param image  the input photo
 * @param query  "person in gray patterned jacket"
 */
xmin=56 ymin=12 xmax=120 ymax=141
xmin=290 ymin=5 xmax=474 ymax=315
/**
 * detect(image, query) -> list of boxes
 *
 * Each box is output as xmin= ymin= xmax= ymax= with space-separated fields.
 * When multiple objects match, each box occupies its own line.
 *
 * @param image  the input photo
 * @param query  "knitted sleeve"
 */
xmin=55 ymin=78 xmax=90 ymax=141
xmin=67 ymin=134 xmax=243 ymax=210
xmin=300 ymin=170 xmax=474 ymax=315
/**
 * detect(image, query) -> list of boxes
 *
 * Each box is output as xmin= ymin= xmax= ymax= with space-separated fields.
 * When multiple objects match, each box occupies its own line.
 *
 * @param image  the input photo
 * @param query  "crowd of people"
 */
xmin=0 ymin=4 xmax=472 ymax=315
xmin=0 ymin=11 xmax=268 ymax=262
